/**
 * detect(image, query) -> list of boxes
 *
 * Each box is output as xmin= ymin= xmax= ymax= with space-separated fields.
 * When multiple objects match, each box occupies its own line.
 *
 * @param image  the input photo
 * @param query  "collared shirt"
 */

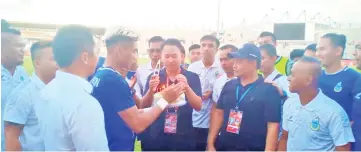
xmin=39 ymin=71 xmax=108 ymax=151
xmin=137 ymin=62 xmax=154 ymax=96
xmin=283 ymin=90 xmax=355 ymax=151
xmin=188 ymin=60 xmax=224 ymax=128
xmin=264 ymin=70 xmax=298 ymax=100
xmin=216 ymin=77 xmax=281 ymax=150
xmin=212 ymin=74 xmax=235 ymax=103
xmin=91 ymin=67 xmax=136 ymax=151
xmin=1 ymin=65 xmax=29 ymax=150
xmin=3 ymin=74 xmax=45 ymax=150
xmin=319 ymin=66 xmax=361 ymax=121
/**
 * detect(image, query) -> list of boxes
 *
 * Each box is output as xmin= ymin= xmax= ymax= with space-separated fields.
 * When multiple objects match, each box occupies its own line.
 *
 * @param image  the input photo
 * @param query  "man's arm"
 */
xmin=5 ymin=122 xmax=24 ymax=151
xmin=335 ymin=143 xmax=351 ymax=151
xmin=139 ymin=75 xmax=155 ymax=109
xmin=207 ymin=105 xmax=224 ymax=151
xmin=264 ymin=86 xmax=282 ymax=151
xmin=277 ymin=130 xmax=288 ymax=151
xmin=328 ymin=109 xmax=355 ymax=151
xmin=184 ymin=74 xmax=202 ymax=111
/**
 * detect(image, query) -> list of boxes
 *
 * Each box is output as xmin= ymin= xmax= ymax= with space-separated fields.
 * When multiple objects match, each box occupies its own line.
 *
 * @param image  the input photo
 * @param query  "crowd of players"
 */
xmin=1 ymin=18 xmax=361 ymax=151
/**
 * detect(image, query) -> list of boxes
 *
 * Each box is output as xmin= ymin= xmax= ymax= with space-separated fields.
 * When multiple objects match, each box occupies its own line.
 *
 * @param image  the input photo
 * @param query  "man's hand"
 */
xmin=207 ymin=145 xmax=216 ymax=151
xmin=161 ymin=83 xmax=185 ymax=102
xmin=128 ymin=74 xmax=137 ymax=89
xmin=176 ymin=74 xmax=189 ymax=89
xmin=265 ymin=80 xmax=283 ymax=96
xmin=149 ymin=75 xmax=160 ymax=92
xmin=202 ymin=90 xmax=212 ymax=100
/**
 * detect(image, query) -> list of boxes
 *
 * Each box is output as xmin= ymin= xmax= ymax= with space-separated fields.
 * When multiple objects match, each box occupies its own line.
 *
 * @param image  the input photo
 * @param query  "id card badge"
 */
xmin=164 ymin=111 xmax=178 ymax=134
xmin=226 ymin=109 xmax=243 ymax=134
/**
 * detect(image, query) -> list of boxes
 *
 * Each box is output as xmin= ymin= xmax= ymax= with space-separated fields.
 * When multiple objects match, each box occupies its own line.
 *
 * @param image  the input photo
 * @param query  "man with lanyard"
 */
xmin=90 ymin=28 xmax=180 ymax=151
xmin=40 ymin=25 xmax=108 ymax=150
xmin=4 ymin=41 xmax=58 ymax=151
xmin=137 ymin=36 xmax=164 ymax=95
xmin=351 ymin=41 xmax=361 ymax=151
xmin=1 ymin=19 xmax=29 ymax=150
xmin=258 ymin=31 xmax=291 ymax=76
xmin=207 ymin=43 xmax=281 ymax=151
xmin=187 ymin=35 xmax=224 ymax=151
xmin=316 ymin=33 xmax=361 ymax=127
xmin=139 ymin=38 xmax=202 ymax=151
xmin=212 ymin=44 xmax=238 ymax=104
xmin=278 ymin=56 xmax=355 ymax=151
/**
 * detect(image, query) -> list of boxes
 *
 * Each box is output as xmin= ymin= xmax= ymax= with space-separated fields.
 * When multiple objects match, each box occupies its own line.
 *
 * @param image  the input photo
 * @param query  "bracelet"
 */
xmin=156 ymin=98 xmax=169 ymax=110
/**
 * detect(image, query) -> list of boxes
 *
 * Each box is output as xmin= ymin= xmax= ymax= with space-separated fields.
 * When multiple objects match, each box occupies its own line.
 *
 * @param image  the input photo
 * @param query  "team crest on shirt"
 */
xmin=215 ymin=71 xmax=220 ymax=78
xmin=310 ymin=117 xmax=320 ymax=131
xmin=1 ymin=75 xmax=5 ymax=81
xmin=334 ymin=82 xmax=343 ymax=93
xmin=20 ymin=76 xmax=24 ymax=81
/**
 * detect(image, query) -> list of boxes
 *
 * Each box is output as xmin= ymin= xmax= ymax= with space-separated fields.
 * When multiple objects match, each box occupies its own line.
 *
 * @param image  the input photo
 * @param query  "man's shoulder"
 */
xmin=188 ymin=60 xmax=202 ymax=70
xmin=92 ymin=68 xmax=128 ymax=89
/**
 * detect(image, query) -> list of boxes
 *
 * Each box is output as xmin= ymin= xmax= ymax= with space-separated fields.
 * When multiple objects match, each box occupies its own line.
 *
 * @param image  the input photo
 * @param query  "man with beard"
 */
xmin=1 ymin=19 xmax=29 ymax=150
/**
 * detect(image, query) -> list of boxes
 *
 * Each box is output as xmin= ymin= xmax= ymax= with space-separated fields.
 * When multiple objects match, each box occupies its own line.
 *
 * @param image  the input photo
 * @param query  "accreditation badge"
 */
xmin=226 ymin=109 xmax=243 ymax=134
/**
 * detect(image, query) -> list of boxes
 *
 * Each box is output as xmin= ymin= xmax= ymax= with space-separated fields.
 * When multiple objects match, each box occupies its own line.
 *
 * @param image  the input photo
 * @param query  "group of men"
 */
xmin=1 ymin=18 xmax=361 ymax=151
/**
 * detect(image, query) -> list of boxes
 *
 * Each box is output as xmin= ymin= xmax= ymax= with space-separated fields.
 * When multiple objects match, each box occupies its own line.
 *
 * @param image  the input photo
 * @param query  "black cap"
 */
xmin=228 ymin=43 xmax=261 ymax=62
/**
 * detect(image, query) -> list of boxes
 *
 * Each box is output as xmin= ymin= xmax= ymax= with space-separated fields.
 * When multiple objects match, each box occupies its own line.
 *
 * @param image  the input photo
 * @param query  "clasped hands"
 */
xmin=148 ymin=74 xmax=189 ymax=103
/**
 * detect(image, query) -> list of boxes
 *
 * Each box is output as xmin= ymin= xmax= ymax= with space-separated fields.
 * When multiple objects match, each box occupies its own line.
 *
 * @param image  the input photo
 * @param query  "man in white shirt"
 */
xmin=136 ymin=36 xmax=164 ymax=95
xmin=40 ymin=25 xmax=109 ymax=151
xmin=259 ymin=44 xmax=297 ymax=101
xmin=212 ymin=44 xmax=238 ymax=103
xmin=188 ymin=35 xmax=224 ymax=151
xmin=1 ymin=19 xmax=29 ymax=150
xmin=4 ymin=41 xmax=58 ymax=151
xmin=278 ymin=56 xmax=354 ymax=151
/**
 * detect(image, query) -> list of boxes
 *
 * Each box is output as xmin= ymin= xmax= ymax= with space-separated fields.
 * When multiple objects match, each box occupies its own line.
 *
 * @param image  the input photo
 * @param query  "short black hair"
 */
xmin=259 ymin=44 xmax=278 ymax=57
xmin=1 ymin=19 xmax=21 ymax=35
xmin=189 ymin=44 xmax=200 ymax=52
xmin=200 ymin=35 xmax=220 ymax=47
xmin=290 ymin=49 xmax=305 ymax=60
xmin=104 ymin=27 xmax=139 ymax=48
xmin=30 ymin=40 xmax=52 ymax=61
xmin=219 ymin=44 xmax=238 ymax=52
xmin=305 ymin=43 xmax=317 ymax=52
xmin=298 ymin=56 xmax=322 ymax=79
xmin=148 ymin=36 xmax=164 ymax=46
xmin=321 ymin=33 xmax=347 ymax=55
xmin=259 ymin=31 xmax=276 ymax=43
xmin=52 ymin=25 xmax=95 ymax=68
xmin=161 ymin=38 xmax=186 ymax=55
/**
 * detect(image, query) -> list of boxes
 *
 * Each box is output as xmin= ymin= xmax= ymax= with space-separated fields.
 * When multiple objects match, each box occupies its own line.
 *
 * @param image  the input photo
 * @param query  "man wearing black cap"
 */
xmin=207 ymin=43 xmax=282 ymax=151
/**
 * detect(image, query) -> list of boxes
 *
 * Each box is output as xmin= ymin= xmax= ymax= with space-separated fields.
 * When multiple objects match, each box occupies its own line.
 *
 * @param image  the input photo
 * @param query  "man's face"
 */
xmin=304 ymin=49 xmax=316 ymax=58
xmin=233 ymin=58 xmax=255 ymax=77
xmin=353 ymin=42 xmax=361 ymax=69
xmin=288 ymin=61 xmax=312 ymax=93
xmin=258 ymin=36 xmax=276 ymax=46
xmin=161 ymin=45 xmax=182 ymax=70
xmin=2 ymin=34 xmax=27 ymax=66
xmin=260 ymin=50 xmax=277 ymax=74
xmin=35 ymin=47 xmax=58 ymax=80
xmin=200 ymin=40 xmax=217 ymax=60
xmin=219 ymin=49 xmax=234 ymax=73
xmin=117 ymin=41 xmax=137 ymax=69
xmin=189 ymin=48 xmax=202 ymax=63
xmin=148 ymin=41 xmax=163 ymax=62
xmin=316 ymin=38 xmax=342 ymax=67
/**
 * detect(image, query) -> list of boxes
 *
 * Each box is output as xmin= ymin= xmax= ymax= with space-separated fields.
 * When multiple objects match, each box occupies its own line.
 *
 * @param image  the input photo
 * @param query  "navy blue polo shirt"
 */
xmin=144 ymin=68 xmax=202 ymax=139
xmin=90 ymin=67 xmax=136 ymax=151
xmin=319 ymin=67 xmax=361 ymax=121
xmin=216 ymin=76 xmax=282 ymax=150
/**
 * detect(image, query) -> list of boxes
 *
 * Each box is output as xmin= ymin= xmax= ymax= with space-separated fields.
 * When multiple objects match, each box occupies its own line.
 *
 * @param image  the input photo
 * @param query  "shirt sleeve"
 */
xmin=264 ymin=85 xmax=282 ymax=123
xmin=281 ymin=100 xmax=292 ymax=131
xmin=212 ymin=82 xmax=219 ymax=103
xmin=69 ymin=99 xmax=109 ymax=151
xmin=216 ymin=82 xmax=228 ymax=110
xmin=3 ymin=90 xmax=31 ymax=125
xmin=328 ymin=109 xmax=355 ymax=146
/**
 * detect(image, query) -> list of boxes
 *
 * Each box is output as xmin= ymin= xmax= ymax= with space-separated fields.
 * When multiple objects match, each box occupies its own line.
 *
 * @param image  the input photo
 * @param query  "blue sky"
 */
xmin=1 ymin=0 xmax=361 ymax=29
